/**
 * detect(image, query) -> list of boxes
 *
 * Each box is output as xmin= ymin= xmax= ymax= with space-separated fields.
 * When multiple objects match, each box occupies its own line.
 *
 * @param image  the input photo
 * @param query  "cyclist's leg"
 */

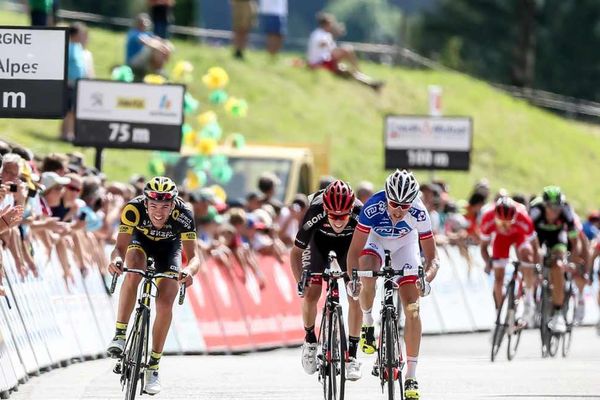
xmin=392 ymin=242 xmax=421 ymax=396
xmin=358 ymin=233 xmax=383 ymax=354
xmin=549 ymin=237 xmax=568 ymax=308
xmin=301 ymin=241 xmax=324 ymax=342
xmin=491 ymin=233 xmax=510 ymax=309
xmin=116 ymin=244 xmax=146 ymax=326
xmin=516 ymin=237 xmax=536 ymax=302
xmin=150 ymin=241 xmax=181 ymax=365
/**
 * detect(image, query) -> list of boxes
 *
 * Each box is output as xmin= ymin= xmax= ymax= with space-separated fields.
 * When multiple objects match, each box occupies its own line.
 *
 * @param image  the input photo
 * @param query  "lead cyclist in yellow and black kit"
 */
xmin=107 ymin=177 xmax=202 ymax=395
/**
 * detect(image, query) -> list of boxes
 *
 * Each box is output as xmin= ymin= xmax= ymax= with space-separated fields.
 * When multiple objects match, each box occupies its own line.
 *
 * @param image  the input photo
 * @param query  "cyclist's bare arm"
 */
xmin=181 ymin=239 xmax=201 ymax=286
xmin=346 ymin=228 xmax=369 ymax=273
xmin=531 ymin=236 xmax=542 ymax=264
xmin=480 ymin=238 xmax=491 ymax=267
xmin=108 ymin=231 xmax=132 ymax=275
xmin=420 ymin=236 xmax=439 ymax=282
xmin=290 ymin=245 xmax=304 ymax=282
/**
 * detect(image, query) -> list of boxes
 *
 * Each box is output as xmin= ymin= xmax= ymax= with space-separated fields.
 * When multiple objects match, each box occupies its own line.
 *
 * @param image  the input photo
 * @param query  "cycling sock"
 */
xmin=148 ymin=351 xmax=162 ymax=370
xmin=406 ymin=356 xmax=418 ymax=379
xmin=115 ymin=322 xmax=127 ymax=340
xmin=553 ymin=305 xmax=562 ymax=312
xmin=362 ymin=309 xmax=374 ymax=326
xmin=348 ymin=336 xmax=359 ymax=358
xmin=304 ymin=326 xmax=317 ymax=344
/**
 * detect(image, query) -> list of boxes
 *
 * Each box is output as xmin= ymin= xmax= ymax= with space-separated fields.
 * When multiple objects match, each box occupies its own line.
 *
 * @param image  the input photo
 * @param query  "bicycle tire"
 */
xmin=540 ymin=281 xmax=552 ymax=358
xmin=562 ymin=283 xmax=575 ymax=357
xmin=491 ymin=289 xmax=509 ymax=362
xmin=320 ymin=310 xmax=330 ymax=400
xmin=506 ymin=281 xmax=519 ymax=361
xmin=125 ymin=309 xmax=148 ymax=400
xmin=328 ymin=307 xmax=346 ymax=400
xmin=385 ymin=308 xmax=401 ymax=400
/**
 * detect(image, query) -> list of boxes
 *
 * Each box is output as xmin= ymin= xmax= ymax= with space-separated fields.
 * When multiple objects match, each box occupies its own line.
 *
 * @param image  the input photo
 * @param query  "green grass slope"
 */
xmin=1 ymin=9 xmax=599 ymax=210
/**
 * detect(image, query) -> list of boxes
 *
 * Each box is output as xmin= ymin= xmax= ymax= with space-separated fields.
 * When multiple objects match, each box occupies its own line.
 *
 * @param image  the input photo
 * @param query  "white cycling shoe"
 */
xmin=548 ymin=312 xmax=567 ymax=333
xmin=144 ymin=370 xmax=161 ymax=395
xmin=106 ymin=337 xmax=125 ymax=358
xmin=345 ymin=357 xmax=362 ymax=381
xmin=301 ymin=342 xmax=318 ymax=375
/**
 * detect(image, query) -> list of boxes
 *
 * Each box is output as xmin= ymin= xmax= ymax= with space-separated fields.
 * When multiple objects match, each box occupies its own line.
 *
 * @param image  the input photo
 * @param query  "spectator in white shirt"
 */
xmin=307 ymin=12 xmax=384 ymax=91
xmin=259 ymin=0 xmax=287 ymax=56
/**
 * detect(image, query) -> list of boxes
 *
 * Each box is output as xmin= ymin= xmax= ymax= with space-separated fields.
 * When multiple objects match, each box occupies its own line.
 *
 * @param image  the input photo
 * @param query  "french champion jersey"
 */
xmin=356 ymin=190 xmax=433 ymax=242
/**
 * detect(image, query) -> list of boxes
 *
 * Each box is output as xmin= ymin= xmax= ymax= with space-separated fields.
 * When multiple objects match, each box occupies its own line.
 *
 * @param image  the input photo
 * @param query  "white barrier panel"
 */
xmin=170 ymin=299 xmax=207 ymax=354
xmin=0 ymin=302 xmax=21 ymax=394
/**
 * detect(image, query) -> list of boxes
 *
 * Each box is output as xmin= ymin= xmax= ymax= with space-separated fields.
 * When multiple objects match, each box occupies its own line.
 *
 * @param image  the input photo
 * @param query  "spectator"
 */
xmin=318 ymin=175 xmax=335 ymax=190
xmin=126 ymin=13 xmax=173 ymax=78
xmin=356 ymin=180 xmax=374 ymax=204
xmin=60 ymin=22 xmax=87 ymax=142
xmin=245 ymin=191 xmax=262 ymax=212
xmin=41 ymin=153 xmax=69 ymax=175
xmin=148 ymin=0 xmax=174 ymax=39
xmin=81 ymin=26 xmax=96 ymax=79
xmin=307 ymin=12 xmax=383 ymax=91
xmin=230 ymin=0 xmax=257 ymax=60
xmin=258 ymin=172 xmax=283 ymax=214
xmin=583 ymin=211 xmax=600 ymax=241
xmin=463 ymin=192 xmax=486 ymax=244
xmin=278 ymin=193 xmax=308 ymax=246
xmin=259 ymin=0 xmax=287 ymax=57
xmin=189 ymin=189 xmax=215 ymax=227
xmin=24 ymin=0 xmax=51 ymax=26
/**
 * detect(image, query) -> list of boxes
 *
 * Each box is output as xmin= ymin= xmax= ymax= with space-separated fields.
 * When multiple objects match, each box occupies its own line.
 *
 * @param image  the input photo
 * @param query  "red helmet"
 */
xmin=495 ymin=196 xmax=516 ymax=221
xmin=323 ymin=180 xmax=355 ymax=214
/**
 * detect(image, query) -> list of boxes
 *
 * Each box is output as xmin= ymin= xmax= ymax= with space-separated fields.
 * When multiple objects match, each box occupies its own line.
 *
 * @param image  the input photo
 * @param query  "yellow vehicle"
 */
xmin=170 ymin=142 xmax=329 ymax=204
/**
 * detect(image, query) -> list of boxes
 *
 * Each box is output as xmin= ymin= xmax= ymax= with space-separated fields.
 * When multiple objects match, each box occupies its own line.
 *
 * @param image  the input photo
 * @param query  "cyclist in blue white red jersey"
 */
xmin=347 ymin=169 xmax=440 ymax=400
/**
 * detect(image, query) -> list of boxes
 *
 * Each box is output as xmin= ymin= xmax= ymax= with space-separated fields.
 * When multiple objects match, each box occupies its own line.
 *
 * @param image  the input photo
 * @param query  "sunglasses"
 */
xmin=67 ymin=185 xmax=81 ymax=192
xmin=387 ymin=200 xmax=411 ymax=211
xmin=147 ymin=191 xmax=175 ymax=201
xmin=327 ymin=212 xmax=351 ymax=221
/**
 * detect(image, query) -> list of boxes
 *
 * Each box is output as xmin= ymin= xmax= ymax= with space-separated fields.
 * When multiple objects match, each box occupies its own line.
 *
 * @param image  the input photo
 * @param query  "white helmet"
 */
xmin=384 ymin=169 xmax=420 ymax=204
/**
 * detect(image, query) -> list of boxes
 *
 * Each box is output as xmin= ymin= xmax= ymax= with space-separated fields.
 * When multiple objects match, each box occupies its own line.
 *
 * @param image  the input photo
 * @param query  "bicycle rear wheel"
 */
xmin=562 ymin=282 xmax=575 ymax=358
xmin=125 ymin=309 xmax=148 ymax=400
xmin=491 ymin=289 xmax=509 ymax=362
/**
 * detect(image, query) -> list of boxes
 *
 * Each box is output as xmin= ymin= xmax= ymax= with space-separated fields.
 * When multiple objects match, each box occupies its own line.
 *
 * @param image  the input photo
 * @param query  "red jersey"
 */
xmin=480 ymin=204 xmax=536 ymax=242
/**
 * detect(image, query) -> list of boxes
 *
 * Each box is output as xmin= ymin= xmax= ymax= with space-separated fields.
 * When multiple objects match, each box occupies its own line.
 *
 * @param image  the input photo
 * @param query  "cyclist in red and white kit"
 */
xmin=480 ymin=197 xmax=540 ymax=323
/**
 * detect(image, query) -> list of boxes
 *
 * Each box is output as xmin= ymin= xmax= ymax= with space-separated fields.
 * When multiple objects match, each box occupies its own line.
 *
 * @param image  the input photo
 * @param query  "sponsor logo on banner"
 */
xmin=212 ymin=267 xmax=231 ymax=307
xmin=117 ymin=97 xmax=145 ymax=109
xmin=273 ymin=262 xmax=293 ymax=304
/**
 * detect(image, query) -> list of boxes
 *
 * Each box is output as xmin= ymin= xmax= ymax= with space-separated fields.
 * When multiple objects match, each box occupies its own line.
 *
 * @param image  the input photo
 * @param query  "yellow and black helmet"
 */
xmin=144 ymin=176 xmax=178 ymax=202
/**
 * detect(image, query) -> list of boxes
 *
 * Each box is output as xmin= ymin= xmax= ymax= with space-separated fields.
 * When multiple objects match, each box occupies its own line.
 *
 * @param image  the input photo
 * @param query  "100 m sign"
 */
xmin=407 ymin=150 xmax=449 ymax=167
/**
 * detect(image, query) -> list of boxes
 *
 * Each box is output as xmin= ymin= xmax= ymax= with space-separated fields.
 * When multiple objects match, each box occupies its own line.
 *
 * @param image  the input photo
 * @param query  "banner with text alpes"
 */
xmin=0 ymin=27 xmax=68 ymax=118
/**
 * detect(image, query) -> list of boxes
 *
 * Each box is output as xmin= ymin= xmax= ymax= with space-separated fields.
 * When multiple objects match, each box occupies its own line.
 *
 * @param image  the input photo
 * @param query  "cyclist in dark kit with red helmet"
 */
xmin=290 ymin=180 xmax=364 ymax=381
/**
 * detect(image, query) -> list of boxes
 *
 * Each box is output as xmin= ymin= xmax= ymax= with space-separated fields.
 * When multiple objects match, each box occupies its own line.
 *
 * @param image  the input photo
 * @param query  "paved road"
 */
xmin=9 ymin=327 xmax=600 ymax=400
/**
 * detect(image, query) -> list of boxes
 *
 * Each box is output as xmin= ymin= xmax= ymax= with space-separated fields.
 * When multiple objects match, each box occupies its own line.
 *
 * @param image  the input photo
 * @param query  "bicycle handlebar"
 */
xmin=109 ymin=260 xmax=186 ymax=305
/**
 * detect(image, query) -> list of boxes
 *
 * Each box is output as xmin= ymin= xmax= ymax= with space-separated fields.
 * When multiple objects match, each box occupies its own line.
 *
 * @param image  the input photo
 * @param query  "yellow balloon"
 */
xmin=183 ymin=130 xmax=197 ymax=147
xmin=143 ymin=74 xmax=167 ymax=85
xmin=210 ymin=184 xmax=227 ymax=203
xmin=172 ymin=60 xmax=194 ymax=82
xmin=197 ymin=138 xmax=218 ymax=155
xmin=197 ymin=110 xmax=217 ymax=127
xmin=186 ymin=170 xmax=200 ymax=190
xmin=201 ymin=66 xmax=229 ymax=89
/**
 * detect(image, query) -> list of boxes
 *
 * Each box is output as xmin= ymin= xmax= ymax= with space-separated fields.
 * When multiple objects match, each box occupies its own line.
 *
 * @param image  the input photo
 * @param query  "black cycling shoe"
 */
xmin=404 ymin=378 xmax=420 ymax=399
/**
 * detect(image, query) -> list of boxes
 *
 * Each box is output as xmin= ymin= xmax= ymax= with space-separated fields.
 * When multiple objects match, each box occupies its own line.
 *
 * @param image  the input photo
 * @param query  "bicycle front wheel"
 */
xmin=506 ymin=281 xmax=522 ymax=361
xmin=491 ymin=289 xmax=509 ymax=362
xmin=325 ymin=307 xmax=346 ymax=400
xmin=125 ymin=309 xmax=148 ymax=400
xmin=384 ymin=308 xmax=402 ymax=400
xmin=561 ymin=281 xmax=575 ymax=358
xmin=539 ymin=281 xmax=553 ymax=358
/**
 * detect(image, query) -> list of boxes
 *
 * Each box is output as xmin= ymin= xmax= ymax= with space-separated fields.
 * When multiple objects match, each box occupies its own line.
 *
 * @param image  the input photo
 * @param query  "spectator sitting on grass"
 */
xmin=126 ymin=13 xmax=173 ymax=79
xmin=307 ymin=12 xmax=384 ymax=91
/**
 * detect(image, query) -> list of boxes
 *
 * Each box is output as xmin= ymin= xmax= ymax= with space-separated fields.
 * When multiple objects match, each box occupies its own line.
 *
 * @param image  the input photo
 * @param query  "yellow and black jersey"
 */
xmin=118 ymin=196 xmax=197 ymax=242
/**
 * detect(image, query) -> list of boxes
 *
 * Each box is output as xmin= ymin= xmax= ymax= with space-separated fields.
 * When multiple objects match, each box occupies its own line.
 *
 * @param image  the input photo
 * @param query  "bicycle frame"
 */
xmin=109 ymin=257 xmax=186 ymax=399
